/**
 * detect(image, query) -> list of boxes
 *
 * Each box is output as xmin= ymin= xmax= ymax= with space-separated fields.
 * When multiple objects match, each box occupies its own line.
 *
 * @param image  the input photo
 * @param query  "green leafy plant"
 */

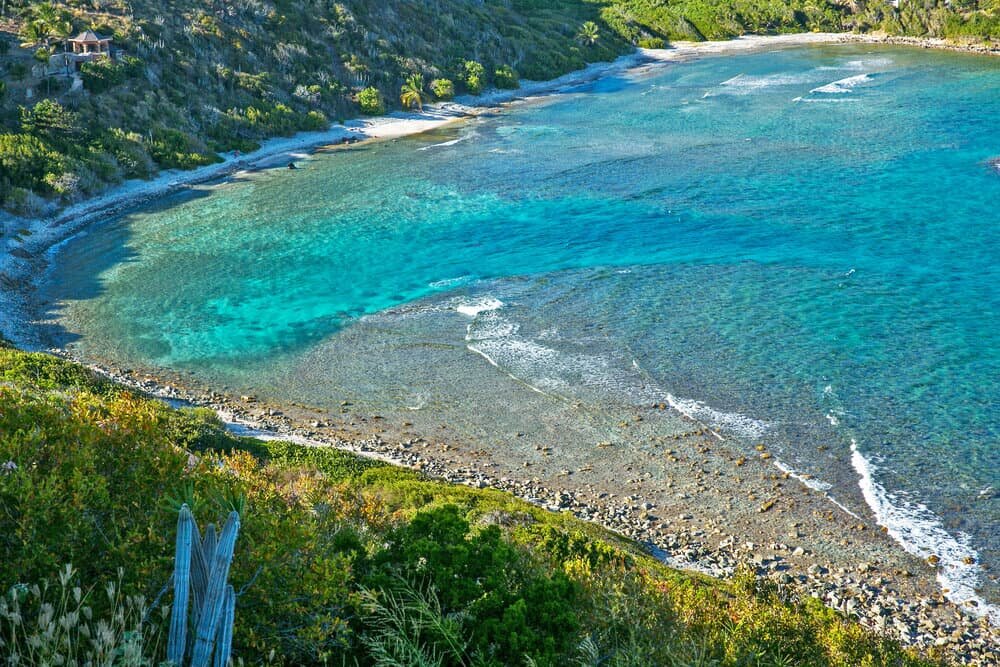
xmin=462 ymin=60 xmax=486 ymax=95
xmin=18 ymin=2 xmax=72 ymax=49
xmin=494 ymin=65 xmax=519 ymax=89
xmin=358 ymin=86 xmax=385 ymax=115
xmin=366 ymin=505 xmax=582 ymax=666
xmin=80 ymin=55 xmax=145 ymax=93
xmin=430 ymin=78 xmax=455 ymax=100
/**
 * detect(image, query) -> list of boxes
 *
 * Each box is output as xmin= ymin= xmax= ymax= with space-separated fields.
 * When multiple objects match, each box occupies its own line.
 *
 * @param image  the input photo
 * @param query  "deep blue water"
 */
xmin=41 ymin=44 xmax=999 ymax=618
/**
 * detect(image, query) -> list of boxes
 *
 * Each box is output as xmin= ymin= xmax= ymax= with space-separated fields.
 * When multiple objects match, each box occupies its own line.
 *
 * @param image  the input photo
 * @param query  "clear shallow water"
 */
xmin=42 ymin=45 xmax=999 ymax=617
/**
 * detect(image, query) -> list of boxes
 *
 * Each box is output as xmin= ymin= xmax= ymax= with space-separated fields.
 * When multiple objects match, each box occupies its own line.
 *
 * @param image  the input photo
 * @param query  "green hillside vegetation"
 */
xmin=1 ymin=0 xmax=999 ymax=215
xmin=0 ymin=340 xmax=950 ymax=665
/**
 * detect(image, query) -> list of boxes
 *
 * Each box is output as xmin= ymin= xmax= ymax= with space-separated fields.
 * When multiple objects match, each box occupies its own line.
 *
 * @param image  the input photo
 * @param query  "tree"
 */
xmin=20 ymin=99 xmax=80 ymax=148
xmin=399 ymin=73 xmax=425 ymax=111
xmin=577 ymin=20 xmax=600 ymax=46
xmin=18 ymin=2 xmax=73 ymax=49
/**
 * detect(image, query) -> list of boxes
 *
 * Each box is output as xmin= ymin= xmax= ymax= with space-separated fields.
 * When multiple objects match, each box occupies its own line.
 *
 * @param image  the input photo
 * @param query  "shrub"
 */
xmin=638 ymin=36 xmax=666 ymax=49
xmin=462 ymin=60 xmax=485 ymax=95
xmin=303 ymin=109 xmax=328 ymax=130
xmin=357 ymin=86 xmax=384 ymax=115
xmin=8 ymin=62 xmax=29 ymax=81
xmin=145 ymin=127 xmax=219 ymax=170
xmin=494 ymin=65 xmax=519 ymax=89
xmin=97 ymin=128 xmax=156 ymax=180
xmin=19 ymin=99 xmax=79 ymax=149
xmin=430 ymin=78 xmax=454 ymax=100
xmin=80 ymin=55 xmax=144 ymax=94
xmin=0 ymin=132 xmax=66 ymax=197
xmin=366 ymin=505 xmax=581 ymax=665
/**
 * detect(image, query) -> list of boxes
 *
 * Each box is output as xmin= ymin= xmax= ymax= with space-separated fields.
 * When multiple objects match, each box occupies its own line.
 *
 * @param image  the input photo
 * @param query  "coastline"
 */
xmin=56 ymin=351 xmax=998 ymax=663
xmin=2 ymin=31 xmax=999 ymax=662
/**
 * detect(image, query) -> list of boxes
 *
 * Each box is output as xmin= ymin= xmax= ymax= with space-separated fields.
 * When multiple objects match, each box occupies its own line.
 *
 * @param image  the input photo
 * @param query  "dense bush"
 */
xmin=145 ymin=127 xmax=218 ymax=170
xmin=494 ymin=64 xmax=520 ymax=89
xmin=0 ymin=133 xmax=66 ymax=202
xmin=430 ymin=78 xmax=455 ymax=100
xmin=461 ymin=59 xmax=486 ymax=95
xmin=357 ymin=86 xmax=385 ymax=115
xmin=19 ymin=99 xmax=79 ymax=149
xmin=367 ymin=505 xmax=581 ymax=666
xmin=79 ymin=55 xmax=144 ymax=93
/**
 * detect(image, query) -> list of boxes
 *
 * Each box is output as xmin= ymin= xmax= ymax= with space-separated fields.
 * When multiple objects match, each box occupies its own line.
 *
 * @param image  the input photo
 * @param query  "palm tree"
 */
xmin=577 ymin=21 xmax=600 ymax=46
xmin=19 ymin=2 xmax=73 ymax=49
xmin=400 ymin=73 xmax=425 ymax=111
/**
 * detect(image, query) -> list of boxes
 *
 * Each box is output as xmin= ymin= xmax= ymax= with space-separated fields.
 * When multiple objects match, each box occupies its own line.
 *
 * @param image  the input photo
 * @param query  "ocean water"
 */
xmin=40 ymin=45 xmax=999 ymax=619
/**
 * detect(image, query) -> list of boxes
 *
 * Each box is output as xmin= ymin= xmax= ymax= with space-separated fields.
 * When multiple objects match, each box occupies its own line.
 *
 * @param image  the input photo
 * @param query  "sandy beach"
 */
xmin=2 ymin=32 xmax=998 ymax=663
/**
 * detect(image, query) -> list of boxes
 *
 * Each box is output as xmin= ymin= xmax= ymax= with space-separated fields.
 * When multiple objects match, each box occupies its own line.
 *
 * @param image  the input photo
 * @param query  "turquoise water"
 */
xmin=42 ymin=44 xmax=999 ymax=616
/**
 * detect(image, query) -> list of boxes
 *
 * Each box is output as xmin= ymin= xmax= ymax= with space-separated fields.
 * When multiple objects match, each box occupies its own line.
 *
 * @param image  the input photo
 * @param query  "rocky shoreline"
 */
xmin=57 ymin=355 xmax=997 ymax=665
xmin=842 ymin=32 xmax=1000 ymax=57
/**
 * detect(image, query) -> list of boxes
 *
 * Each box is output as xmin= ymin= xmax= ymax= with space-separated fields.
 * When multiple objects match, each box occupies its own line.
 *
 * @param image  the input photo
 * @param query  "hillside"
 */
xmin=0 ymin=339 xmax=951 ymax=665
xmin=1 ymin=0 xmax=999 ymax=216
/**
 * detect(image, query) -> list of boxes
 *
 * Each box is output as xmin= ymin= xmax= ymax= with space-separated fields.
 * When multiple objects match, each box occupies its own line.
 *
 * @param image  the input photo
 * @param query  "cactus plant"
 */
xmin=213 ymin=585 xmax=235 ymax=667
xmin=167 ymin=505 xmax=241 ymax=667
xmin=191 ymin=511 xmax=240 ymax=667
xmin=167 ymin=505 xmax=194 ymax=664
xmin=191 ymin=519 xmax=211 ymax=625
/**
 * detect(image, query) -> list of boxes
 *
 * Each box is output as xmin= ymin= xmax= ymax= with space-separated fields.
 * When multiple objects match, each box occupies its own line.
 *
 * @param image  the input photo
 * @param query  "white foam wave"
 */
xmin=810 ymin=73 xmax=874 ymax=95
xmin=456 ymin=297 xmax=504 ymax=318
xmin=418 ymin=134 xmax=474 ymax=151
xmin=773 ymin=459 xmax=834 ymax=493
xmin=663 ymin=394 xmax=769 ymax=441
xmin=711 ymin=72 xmax=817 ymax=97
xmin=793 ymin=97 xmax=860 ymax=104
xmin=429 ymin=275 xmax=473 ymax=289
xmin=851 ymin=441 xmax=999 ymax=626
xmin=845 ymin=57 xmax=894 ymax=70
xmin=468 ymin=309 xmax=517 ymax=339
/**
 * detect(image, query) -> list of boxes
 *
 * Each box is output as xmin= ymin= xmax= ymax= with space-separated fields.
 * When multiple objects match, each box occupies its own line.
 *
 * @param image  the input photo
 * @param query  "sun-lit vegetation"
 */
xmin=0 ymin=339 xmax=951 ymax=665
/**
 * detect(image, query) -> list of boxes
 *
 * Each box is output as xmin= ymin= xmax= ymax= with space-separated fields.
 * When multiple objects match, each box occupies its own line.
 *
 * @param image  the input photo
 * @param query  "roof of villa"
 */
xmin=69 ymin=31 xmax=112 ymax=43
